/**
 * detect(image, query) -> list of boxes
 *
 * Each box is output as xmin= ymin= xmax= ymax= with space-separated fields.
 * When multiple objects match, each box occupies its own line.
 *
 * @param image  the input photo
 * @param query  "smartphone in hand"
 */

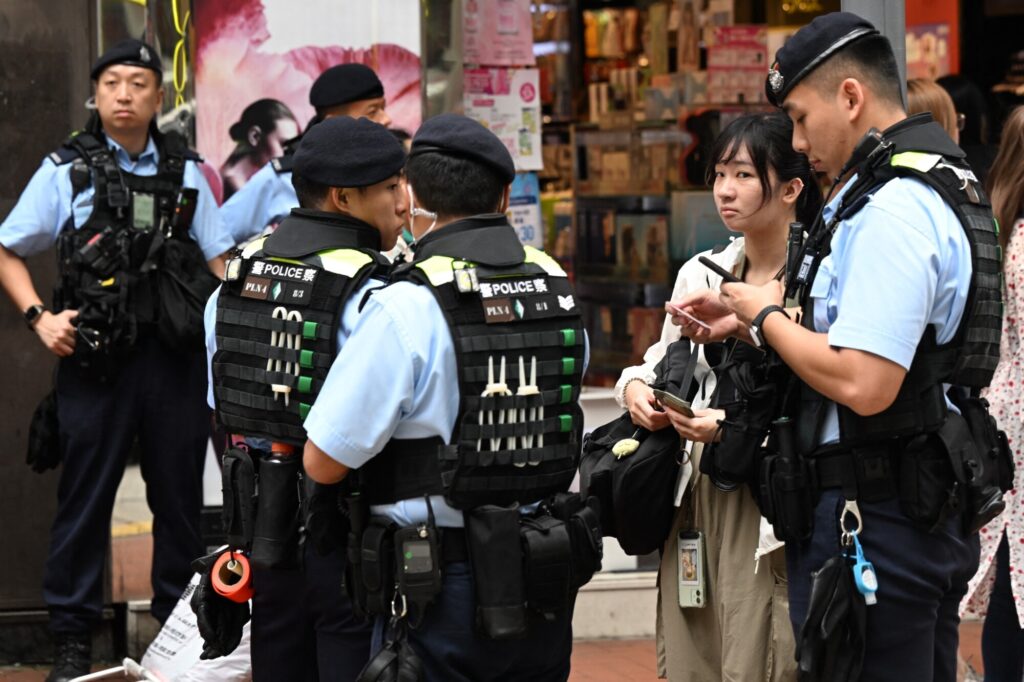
xmin=665 ymin=303 xmax=712 ymax=330
xmin=651 ymin=389 xmax=695 ymax=417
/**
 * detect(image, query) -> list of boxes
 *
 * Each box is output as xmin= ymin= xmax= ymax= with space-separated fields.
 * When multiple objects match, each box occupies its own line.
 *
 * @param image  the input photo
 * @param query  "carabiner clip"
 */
xmin=391 ymin=589 xmax=408 ymax=620
xmin=840 ymin=498 xmax=863 ymax=546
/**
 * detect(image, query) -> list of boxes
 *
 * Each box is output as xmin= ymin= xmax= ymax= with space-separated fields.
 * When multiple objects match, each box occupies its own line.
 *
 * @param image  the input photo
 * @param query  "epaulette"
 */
xmin=271 ymin=153 xmax=295 ymax=174
xmin=48 ymin=145 xmax=82 ymax=166
xmin=159 ymin=129 xmax=204 ymax=163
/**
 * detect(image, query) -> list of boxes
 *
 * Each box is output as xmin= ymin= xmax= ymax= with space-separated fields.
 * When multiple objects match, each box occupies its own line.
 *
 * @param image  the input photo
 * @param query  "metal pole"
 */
xmin=842 ymin=0 xmax=907 ymax=107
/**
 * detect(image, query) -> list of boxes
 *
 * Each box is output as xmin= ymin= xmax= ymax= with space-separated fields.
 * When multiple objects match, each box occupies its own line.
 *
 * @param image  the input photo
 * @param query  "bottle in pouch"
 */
xmin=250 ymin=453 xmax=301 ymax=570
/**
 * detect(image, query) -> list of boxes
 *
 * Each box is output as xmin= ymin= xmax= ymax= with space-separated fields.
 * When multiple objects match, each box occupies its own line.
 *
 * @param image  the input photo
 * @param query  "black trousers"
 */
xmin=981 ymin=532 xmax=1024 ymax=681
xmin=44 ymin=338 xmax=208 ymax=633
xmin=787 ymin=489 xmax=979 ymax=682
xmin=250 ymin=544 xmax=373 ymax=682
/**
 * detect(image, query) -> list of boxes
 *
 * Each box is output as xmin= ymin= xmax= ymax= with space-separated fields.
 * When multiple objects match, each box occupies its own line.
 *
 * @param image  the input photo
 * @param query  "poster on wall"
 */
xmin=906 ymin=23 xmax=951 ymax=80
xmin=508 ymin=172 xmax=543 ymax=248
xmin=463 ymin=0 xmax=536 ymax=66
xmin=707 ymin=25 xmax=768 ymax=104
xmin=194 ymin=0 xmax=422 ymax=201
xmin=464 ymin=67 xmax=543 ymax=171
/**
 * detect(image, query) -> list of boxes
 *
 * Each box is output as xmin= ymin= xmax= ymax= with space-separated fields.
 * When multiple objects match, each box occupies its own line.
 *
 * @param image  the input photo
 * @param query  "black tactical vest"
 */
xmin=51 ymin=127 xmax=207 ymax=359
xmin=358 ymin=216 xmax=587 ymax=509
xmin=793 ymin=115 xmax=1003 ymax=452
xmin=212 ymin=210 xmax=385 ymax=446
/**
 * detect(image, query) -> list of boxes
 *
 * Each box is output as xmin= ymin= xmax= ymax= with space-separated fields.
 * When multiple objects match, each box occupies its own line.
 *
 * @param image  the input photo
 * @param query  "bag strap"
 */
xmin=676 ymin=343 xmax=701 ymax=399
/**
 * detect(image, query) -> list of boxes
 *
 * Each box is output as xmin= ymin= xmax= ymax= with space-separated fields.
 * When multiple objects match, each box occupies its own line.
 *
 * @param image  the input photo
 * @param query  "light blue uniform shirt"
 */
xmin=305 ymin=280 xmax=590 ymax=529
xmin=203 ymin=278 xmax=382 ymax=410
xmin=218 ymin=162 xmax=297 ymax=246
xmin=811 ymin=173 xmax=972 ymax=444
xmin=305 ymin=282 xmax=465 ymax=527
xmin=0 ymin=135 xmax=231 ymax=261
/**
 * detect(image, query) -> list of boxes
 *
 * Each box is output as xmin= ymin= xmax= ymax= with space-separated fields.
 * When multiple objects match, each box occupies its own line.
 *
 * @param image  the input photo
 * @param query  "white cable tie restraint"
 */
xmin=531 ymin=356 xmax=544 ymax=456
xmin=492 ymin=356 xmax=511 ymax=452
xmin=515 ymin=355 xmax=541 ymax=465
xmin=269 ymin=306 xmax=293 ymax=405
xmin=479 ymin=355 xmax=511 ymax=452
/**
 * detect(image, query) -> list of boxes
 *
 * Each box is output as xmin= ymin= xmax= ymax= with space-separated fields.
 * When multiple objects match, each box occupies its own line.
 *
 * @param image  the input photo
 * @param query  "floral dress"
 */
xmin=961 ymin=217 xmax=1024 ymax=628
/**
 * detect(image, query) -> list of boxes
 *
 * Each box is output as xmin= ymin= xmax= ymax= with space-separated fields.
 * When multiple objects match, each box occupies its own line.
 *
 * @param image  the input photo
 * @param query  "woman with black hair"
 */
xmin=616 ymin=111 xmax=820 ymax=681
xmin=219 ymin=98 xmax=300 ymax=201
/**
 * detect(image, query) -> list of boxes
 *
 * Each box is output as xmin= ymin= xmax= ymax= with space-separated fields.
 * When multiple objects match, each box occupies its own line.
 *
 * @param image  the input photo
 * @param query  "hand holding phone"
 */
xmin=698 ymin=256 xmax=741 ymax=284
xmin=651 ymin=389 xmax=695 ymax=418
xmin=665 ymin=303 xmax=711 ymax=330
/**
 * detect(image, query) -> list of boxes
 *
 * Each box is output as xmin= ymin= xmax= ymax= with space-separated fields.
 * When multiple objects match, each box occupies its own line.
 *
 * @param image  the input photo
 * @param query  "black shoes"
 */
xmin=45 ymin=632 xmax=91 ymax=682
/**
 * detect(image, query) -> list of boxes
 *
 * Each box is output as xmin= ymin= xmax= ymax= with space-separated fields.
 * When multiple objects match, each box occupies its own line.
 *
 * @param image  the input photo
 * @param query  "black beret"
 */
xmin=91 ymin=39 xmax=163 ymax=81
xmin=766 ymin=12 xmax=880 ymax=107
xmin=293 ymin=116 xmax=405 ymax=188
xmin=409 ymin=113 xmax=516 ymax=184
xmin=309 ymin=64 xmax=385 ymax=109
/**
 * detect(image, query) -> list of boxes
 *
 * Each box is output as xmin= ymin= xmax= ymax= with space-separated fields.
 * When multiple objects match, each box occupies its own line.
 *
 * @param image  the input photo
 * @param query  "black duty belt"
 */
xmin=806 ymin=442 xmax=904 ymax=503
xmin=440 ymin=527 xmax=469 ymax=565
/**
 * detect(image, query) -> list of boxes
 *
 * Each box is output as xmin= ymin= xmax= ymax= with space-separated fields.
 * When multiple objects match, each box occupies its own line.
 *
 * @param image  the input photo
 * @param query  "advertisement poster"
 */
xmin=464 ymin=67 xmax=543 ymax=171
xmin=195 ymin=0 xmax=422 ymax=201
xmin=707 ymin=25 xmax=768 ymax=104
xmin=906 ymin=23 xmax=951 ymax=80
xmin=463 ymin=0 xmax=536 ymax=66
xmin=508 ymin=172 xmax=543 ymax=248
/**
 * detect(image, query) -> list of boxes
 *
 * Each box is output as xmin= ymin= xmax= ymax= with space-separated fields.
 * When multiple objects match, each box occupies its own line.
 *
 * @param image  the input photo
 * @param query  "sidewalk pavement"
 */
xmin=0 ymin=630 xmax=983 ymax=681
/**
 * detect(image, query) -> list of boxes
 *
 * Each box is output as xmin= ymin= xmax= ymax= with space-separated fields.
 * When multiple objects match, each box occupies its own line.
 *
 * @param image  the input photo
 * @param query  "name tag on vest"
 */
xmin=241 ymin=259 xmax=318 ymax=306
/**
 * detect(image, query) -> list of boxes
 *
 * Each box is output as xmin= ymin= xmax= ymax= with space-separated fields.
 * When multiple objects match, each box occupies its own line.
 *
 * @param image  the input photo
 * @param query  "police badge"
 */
xmin=768 ymin=64 xmax=784 ymax=95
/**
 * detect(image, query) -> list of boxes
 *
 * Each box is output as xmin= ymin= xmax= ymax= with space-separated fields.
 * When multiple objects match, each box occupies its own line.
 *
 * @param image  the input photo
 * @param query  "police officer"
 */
xmin=303 ymin=114 xmax=600 ymax=681
xmin=677 ymin=13 xmax=1002 ymax=681
xmin=0 ymin=39 xmax=232 ymax=681
xmin=219 ymin=63 xmax=392 ymax=247
xmin=199 ymin=116 xmax=407 ymax=680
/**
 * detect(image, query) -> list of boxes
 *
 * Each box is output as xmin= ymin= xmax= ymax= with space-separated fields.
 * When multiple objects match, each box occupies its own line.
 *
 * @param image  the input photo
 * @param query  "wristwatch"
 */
xmin=24 ymin=304 xmax=46 ymax=330
xmin=749 ymin=305 xmax=789 ymax=349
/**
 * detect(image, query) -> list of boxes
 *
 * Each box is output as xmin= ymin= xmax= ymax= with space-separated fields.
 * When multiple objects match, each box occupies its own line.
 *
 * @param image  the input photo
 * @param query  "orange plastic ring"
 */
xmin=211 ymin=551 xmax=254 ymax=603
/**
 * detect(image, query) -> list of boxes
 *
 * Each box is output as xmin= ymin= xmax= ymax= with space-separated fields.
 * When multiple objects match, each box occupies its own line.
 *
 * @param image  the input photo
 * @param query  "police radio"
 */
xmin=393 ymin=523 xmax=442 ymax=611
xmin=169 ymin=188 xmax=199 ymax=236
xmin=833 ymin=127 xmax=887 ymax=184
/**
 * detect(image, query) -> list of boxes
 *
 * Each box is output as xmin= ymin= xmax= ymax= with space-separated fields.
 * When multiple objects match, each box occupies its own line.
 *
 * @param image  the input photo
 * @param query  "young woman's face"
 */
xmin=257 ymin=116 xmax=300 ymax=163
xmin=713 ymin=143 xmax=775 ymax=233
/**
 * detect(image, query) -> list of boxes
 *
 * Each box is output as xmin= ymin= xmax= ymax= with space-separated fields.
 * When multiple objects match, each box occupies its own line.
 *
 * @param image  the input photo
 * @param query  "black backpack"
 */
xmin=579 ymin=338 xmax=700 ymax=556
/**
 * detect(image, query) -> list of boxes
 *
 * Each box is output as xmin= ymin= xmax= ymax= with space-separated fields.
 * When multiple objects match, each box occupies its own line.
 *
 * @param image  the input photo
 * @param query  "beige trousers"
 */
xmin=655 ymin=448 xmax=797 ymax=682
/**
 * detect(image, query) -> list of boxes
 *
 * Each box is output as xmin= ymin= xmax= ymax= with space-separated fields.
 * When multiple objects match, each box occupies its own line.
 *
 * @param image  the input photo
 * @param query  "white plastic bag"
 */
xmin=140 ymin=574 xmax=252 ymax=681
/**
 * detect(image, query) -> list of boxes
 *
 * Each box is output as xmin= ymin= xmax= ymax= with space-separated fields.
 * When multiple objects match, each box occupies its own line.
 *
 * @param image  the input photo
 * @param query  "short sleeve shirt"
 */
xmin=0 ymin=135 xmax=231 ymax=261
xmin=218 ymin=163 xmax=297 ymax=246
xmin=811 ymin=173 xmax=972 ymax=444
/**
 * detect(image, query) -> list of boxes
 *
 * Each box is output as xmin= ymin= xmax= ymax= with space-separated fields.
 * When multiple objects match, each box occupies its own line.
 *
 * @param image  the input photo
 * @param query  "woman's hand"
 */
xmin=719 ymin=279 xmax=784 ymax=326
xmin=624 ymin=381 xmax=670 ymax=431
xmin=668 ymin=289 xmax=742 ymax=343
xmin=664 ymin=407 xmax=724 ymax=444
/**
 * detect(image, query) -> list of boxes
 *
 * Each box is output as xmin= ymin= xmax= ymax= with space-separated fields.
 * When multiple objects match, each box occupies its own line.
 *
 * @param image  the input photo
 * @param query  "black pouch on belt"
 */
xmin=361 ymin=517 xmax=398 ymax=616
xmin=897 ymin=429 xmax=960 ymax=532
xmin=940 ymin=411 xmax=1006 ymax=534
xmin=465 ymin=505 xmax=527 ymax=639
xmin=302 ymin=477 xmax=348 ymax=557
xmin=344 ymin=493 xmax=370 ymax=619
xmin=520 ymin=514 xmax=572 ymax=620
xmin=221 ymin=447 xmax=257 ymax=549
xmin=765 ymin=418 xmax=814 ymax=544
xmin=546 ymin=492 xmax=603 ymax=590
xmin=250 ymin=453 xmax=301 ymax=570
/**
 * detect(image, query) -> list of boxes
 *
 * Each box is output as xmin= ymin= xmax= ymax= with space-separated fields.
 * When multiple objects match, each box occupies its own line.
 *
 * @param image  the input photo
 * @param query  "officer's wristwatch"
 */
xmin=749 ymin=305 xmax=789 ymax=349
xmin=24 ymin=304 xmax=46 ymax=330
